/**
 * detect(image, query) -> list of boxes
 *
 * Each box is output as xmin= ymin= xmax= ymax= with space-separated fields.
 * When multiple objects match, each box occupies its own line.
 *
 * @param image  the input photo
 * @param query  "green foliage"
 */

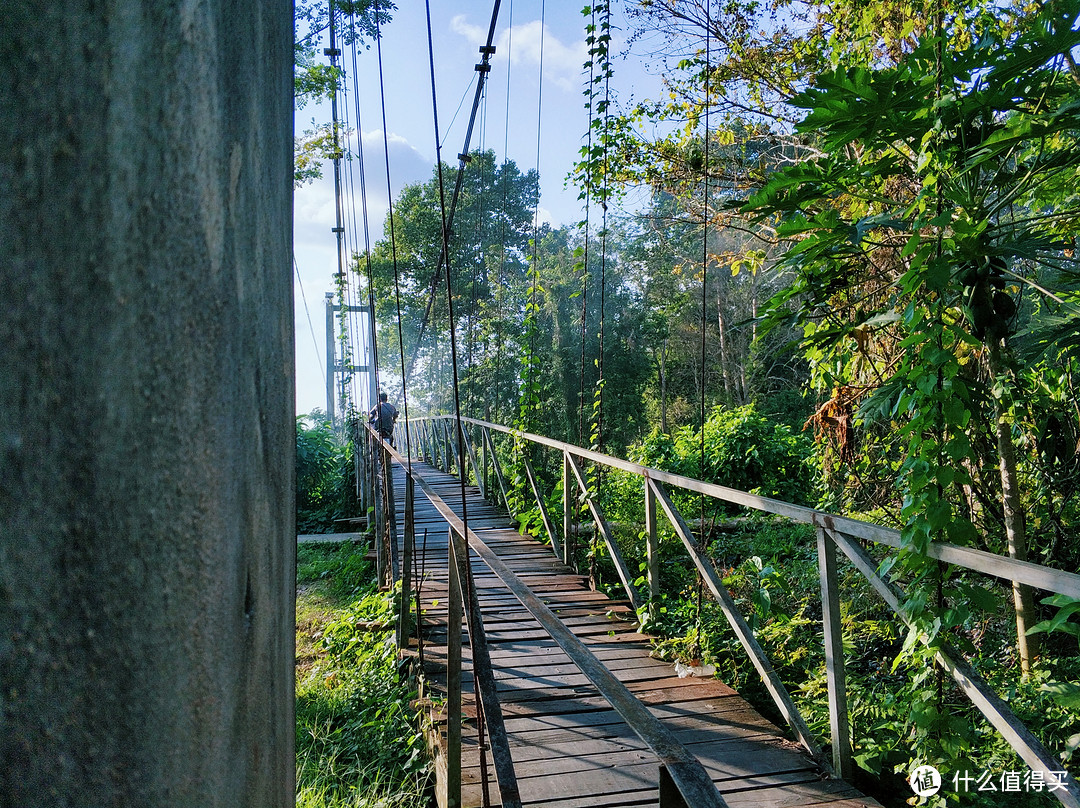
xmin=367 ymin=151 xmax=539 ymax=420
xmin=297 ymin=544 xmax=377 ymax=604
xmin=735 ymin=4 xmax=1080 ymax=781
xmin=630 ymin=404 xmax=815 ymax=506
xmin=296 ymin=545 xmax=429 ymax=808
xmin=1028 ymin=594 xmax=1080 ymax=650
xmin=297 ymin=414 xmax=356 ymax=534
xmin=639 ymin=513 xmax=1080 ymax=805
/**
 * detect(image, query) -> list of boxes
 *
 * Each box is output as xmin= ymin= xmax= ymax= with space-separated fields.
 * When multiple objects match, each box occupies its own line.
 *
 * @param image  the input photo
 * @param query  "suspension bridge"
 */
xmin=350 ymin=417 xmax=1080 ymax=808
xmin=301 ymin=2 xmax=1080 ymax=806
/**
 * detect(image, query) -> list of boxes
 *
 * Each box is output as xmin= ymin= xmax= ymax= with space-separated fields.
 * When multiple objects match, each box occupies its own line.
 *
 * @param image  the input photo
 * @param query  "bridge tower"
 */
xmin=325 ymin=292 xmax=379 ymax=425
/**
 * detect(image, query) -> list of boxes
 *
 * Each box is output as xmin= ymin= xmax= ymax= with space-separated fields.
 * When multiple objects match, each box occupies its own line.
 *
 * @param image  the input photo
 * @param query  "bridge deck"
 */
xmin=395 ymin=460 xmax=880 ymax=808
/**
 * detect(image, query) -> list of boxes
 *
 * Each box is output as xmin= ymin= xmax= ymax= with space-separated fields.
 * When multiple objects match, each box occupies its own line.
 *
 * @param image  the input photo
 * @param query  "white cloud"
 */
xmin=452 ymin=15 xmax=588 ymax=93
xmin=450 ymin=15 xmax=485 ymax=43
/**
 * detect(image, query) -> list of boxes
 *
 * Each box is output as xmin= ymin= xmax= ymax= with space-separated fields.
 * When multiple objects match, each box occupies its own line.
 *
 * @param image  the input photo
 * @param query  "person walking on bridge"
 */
xmin=368 ymin=391 xmax=399 ymax=447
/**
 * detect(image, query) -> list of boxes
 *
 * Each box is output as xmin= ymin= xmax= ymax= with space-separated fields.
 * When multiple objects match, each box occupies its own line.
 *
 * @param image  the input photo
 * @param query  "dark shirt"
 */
xmin=369 ymin=401 xmax=398 ymax=436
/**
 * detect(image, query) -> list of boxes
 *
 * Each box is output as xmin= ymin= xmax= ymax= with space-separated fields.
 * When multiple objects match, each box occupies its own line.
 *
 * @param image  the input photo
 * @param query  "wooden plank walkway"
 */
xmin=394 ymin=460 xmax=881 ymax=808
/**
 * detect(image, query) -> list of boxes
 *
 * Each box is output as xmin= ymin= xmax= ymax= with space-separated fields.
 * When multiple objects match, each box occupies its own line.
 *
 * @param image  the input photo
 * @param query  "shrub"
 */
xmin=297 ymin=414 xmax=354 ymax=533
xmin=630 ymin=404 xmax=815 ymax=507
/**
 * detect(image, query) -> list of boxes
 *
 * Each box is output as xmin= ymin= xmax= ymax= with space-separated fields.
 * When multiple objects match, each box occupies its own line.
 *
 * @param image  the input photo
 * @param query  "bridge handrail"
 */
xmin=440 ymin=415 xmax=1080 ymax=599
xmin=375 ymin=420 xmax=731 ymax=808
xmin=411 ymin=414 xmax=1080 ymax=808
xmin=361 ymin=424 xmax=525 ymax=808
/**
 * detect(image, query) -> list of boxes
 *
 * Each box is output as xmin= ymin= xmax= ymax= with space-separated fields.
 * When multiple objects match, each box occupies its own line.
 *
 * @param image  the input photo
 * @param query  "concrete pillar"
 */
xmin=1 ymin=2 xmax=295 ymax=806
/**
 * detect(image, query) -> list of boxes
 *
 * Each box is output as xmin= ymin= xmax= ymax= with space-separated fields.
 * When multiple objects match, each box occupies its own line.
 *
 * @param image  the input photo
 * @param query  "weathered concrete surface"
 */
xmin=1 ymin=2 xmax=295 ymax=806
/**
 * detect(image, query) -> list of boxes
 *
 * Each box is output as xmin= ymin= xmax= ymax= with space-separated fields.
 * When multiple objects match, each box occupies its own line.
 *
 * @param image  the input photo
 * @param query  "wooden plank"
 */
xmin=449 ymin=528 xmax=523 ymax=808
xmin=649 ymin=476 xmax=827 ymax=771
xmin=395 ymin=458 xmax=877 ymax=808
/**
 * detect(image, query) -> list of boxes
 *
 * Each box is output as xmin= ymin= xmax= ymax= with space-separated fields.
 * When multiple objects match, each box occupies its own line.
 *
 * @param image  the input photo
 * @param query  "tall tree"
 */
xmin=745 ymin=3 xmax=1080 ymax=681
xmin=365 ymin=151 xmax=539 ymax=415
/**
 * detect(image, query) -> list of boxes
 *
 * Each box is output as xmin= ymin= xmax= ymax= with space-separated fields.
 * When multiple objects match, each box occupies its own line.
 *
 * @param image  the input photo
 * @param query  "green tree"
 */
xmin=365 ymin=151 xmax=539 ymax=417
xmin=293 ymin=1 xmax=395 ymax=186
xmin=741 ymin=3 xmax=1080 ymax=772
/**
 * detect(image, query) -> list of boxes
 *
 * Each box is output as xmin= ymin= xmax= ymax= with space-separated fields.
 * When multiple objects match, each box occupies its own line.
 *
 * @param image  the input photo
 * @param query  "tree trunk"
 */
xmin=659 ymin=339 xmax=669 ymax=434
xmin=716 ymin=299 xmax=733 ymax=401
xmin=987 ymin=339 xmax=1039 ymax=676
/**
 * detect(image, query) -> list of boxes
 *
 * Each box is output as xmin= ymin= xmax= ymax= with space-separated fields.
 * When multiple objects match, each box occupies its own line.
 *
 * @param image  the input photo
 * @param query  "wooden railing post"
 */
xmin=817 ymin=526 xmax=852 ymax=779
xmin=565 ymin=453 xmax=642 ymax=612
xmin=444 ymin=528 xmax=463 ymax=808
xmin=358 ymin=421 xmax=369 ymax=515
xmin=659 ymin=765 xmax=690 ymax=808
xmin=648 ymin=476 xmax=825 ymax=765
xmin=481 ymin=426 xmax=490 ymax=501
xmin=443 ymin=420 xmax=454 ymax=474
xmin=434 ymin=419 xmax=442 ymax=470
xmin=522 ymin=454 xmax=560 ymax=557
xmin=645 ymin=475 xmax=660 ymax=624
xmin=375 ymin=435 xmax=388 ymax=586
xmin=461 ymin=424 xmax=485 ymax=498
xmin=384 ymin=443 xmax=399 ymax=582
xmin=398 ymin=473 xmax=415 ymax=648
xmin=485 ymin=428 xmax=514 ymax=519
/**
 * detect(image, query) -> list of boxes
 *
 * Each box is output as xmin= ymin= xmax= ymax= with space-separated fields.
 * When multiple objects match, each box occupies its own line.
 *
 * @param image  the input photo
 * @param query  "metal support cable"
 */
xmin=374 ymin=0 xmax=411 ymax=466
xmin=578 ymin=2 xmax=597 ymax=447
xmin=492 ymin=0 xmax=514 ymax=427
xmin=525 ymin=0 xmax=546 ymax=413
xmin=327 ymin=0 xmax=352 ymax=420
xmin=426 ymin=2 xmax=500 ymax=800
xmin=696 ymin=0 xmax=713 ymax=648
xmin=403 ymin=0 xmax=503 ymax=389
xmin=294 ymin=255 xmax=326 ymax=388
xmin=347 ymin=12 xmax=382 ymax=409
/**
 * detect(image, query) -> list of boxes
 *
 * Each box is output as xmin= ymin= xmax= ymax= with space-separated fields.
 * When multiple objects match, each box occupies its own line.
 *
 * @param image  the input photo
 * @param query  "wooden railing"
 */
xmin=407 ymin=414 xmax=1080 ymax=808
xmin=360 ymin=419 xmax=732 ymax=808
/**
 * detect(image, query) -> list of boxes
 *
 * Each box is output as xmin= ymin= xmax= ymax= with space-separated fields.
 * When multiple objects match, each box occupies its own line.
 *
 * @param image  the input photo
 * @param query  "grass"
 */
xmin=296 ymin=543 xmax=432 ymax=808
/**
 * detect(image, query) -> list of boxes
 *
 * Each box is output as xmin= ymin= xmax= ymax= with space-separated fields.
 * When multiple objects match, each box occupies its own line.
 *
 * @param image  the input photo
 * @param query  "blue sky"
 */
xmin=293 ymin=1 xmax=662 ymax=416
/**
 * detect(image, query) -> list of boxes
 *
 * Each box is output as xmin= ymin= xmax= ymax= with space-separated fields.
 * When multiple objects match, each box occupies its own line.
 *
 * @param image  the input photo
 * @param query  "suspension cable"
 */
xmin=425 ymin=0 xmax=488 ymax=800
xmin=525 ymin=0 xmax=546 ymax=415
xmin=347 ymin=9 xmax=382 ymax=411
xmin=295 ymin=255 xmax=327 ymax=389
xmin=578 ymin=2 xmax=596 ymax=447
xmin=696 ymin=0 xmax=713 ymax=650
xmin=375 ymin=0 xmax=411 ymax=467
xmin=596 ymin=0 xmax=610 ymax=459
xmin=327 ymin=0 xmax=352 ymax=421
xmin=466 ymin=85 xmax=490 ymax=420
xmin=338 ymin=41 xmax=364 ymax=412
xmin=493 ymin=0 xmax=515 ymax=426
xmin=404 ymin=0 xmax=503 ymax=390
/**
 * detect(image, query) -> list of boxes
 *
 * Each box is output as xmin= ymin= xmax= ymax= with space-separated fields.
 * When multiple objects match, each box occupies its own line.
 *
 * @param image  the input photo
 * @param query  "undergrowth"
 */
xmin=296 ymin=543 xmax=431 ymax=808
xmin=635 ymin=518 xmax=1078 ymax=807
